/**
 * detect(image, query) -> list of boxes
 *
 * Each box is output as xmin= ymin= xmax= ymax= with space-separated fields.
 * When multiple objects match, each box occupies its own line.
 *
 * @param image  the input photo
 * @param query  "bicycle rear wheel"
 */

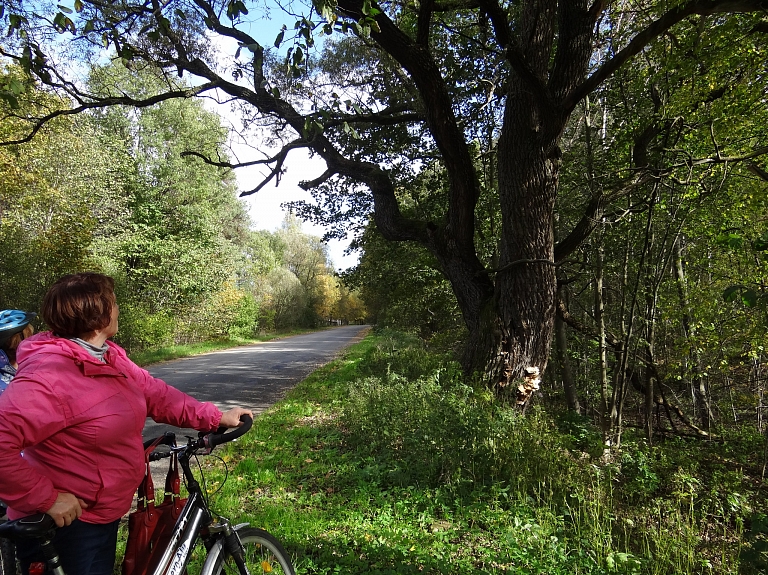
xmin=202 ymin=528 xmax=295 ymax=575
xmin=0 ymin=537 xmax=19 ymax=575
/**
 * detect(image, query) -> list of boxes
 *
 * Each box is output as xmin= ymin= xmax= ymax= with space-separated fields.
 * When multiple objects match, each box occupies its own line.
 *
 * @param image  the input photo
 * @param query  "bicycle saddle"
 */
xmin=0 ymin=513 xmax=56 ymax=540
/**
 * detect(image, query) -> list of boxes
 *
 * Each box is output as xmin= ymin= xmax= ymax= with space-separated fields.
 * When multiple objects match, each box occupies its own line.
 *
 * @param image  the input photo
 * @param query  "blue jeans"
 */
xmin=16 ymin=518 xmax=119 ymax=575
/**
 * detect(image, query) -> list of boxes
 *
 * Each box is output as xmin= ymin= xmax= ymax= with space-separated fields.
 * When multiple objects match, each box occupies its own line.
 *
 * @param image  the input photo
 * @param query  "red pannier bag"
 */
xmin=122 ymin=436 xmax=187 ymax=575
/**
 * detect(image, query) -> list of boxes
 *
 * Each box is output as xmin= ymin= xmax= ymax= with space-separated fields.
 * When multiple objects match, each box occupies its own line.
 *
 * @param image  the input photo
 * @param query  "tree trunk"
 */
xmin=673 ymin=236 xmax=713 ymax=431
xmin=595 ymin=242 xmax=611 ymax=439
xmin=460 ymin=92 xmax=560 ymax=403
xmin=555 ymin=306 xmax=580 ymax=412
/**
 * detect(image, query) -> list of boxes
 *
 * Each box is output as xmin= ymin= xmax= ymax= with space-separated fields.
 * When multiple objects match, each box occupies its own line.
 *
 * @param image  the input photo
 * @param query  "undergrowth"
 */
xmin=188 ymin=328 xmax=768 ymax=574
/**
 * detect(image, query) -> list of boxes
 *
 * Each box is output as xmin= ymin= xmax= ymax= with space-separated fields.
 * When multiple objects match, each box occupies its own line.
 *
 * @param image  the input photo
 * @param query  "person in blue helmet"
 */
xmin=0 ymin=310 xmax=36 ymax=393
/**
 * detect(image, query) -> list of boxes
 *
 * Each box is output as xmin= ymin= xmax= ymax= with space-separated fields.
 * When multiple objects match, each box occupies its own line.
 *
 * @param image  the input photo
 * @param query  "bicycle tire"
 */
xmin=200 ymin=527 xmax=295 ymax=575
xmin=0 ymin=537 xmax=19 ymax=575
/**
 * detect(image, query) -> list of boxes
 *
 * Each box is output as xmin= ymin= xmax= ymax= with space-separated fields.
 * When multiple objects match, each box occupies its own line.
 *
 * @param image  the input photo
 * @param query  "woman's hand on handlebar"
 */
xmin=219 ymin=407 xmax=253 ymax=428
xmin=46 ymin=492 xmax=88 ymax=528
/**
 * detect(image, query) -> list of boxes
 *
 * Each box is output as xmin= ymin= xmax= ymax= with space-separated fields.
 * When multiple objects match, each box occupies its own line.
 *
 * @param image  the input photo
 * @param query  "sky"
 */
xmin=206 ymin=8 xmax=361 ymax=273
xmin=234 ymin=146 xmax=361 ymax=272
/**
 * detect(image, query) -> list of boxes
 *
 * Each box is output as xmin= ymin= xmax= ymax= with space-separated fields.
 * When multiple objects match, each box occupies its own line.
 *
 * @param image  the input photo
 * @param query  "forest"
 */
xmin=2 ymin=0 xmax=768 ymax=572
xmin=0 ymin=63 xmax=366 ymax=352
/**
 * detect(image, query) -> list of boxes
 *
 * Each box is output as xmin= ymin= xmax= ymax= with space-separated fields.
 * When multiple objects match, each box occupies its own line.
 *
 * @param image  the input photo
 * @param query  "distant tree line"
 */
xmin=0 ymin=62 xmax=365 ymax=353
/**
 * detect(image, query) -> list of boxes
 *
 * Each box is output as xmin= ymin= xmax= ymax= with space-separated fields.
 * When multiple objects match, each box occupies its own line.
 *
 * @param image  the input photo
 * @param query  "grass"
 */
xmin=133 ymin=330 xmax=768 ymax=574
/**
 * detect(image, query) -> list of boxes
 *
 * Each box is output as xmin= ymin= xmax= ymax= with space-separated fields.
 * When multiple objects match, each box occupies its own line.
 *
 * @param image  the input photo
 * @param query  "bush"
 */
xmin=114 ymin=303 xmax=174 ymax=353
xmin=357 ymin=328 xmax=451 ymax=380
xmin=228 ymin=293 xmax=259 ymax=339
xmin=341 ymin=368 xmax=578 ymax=498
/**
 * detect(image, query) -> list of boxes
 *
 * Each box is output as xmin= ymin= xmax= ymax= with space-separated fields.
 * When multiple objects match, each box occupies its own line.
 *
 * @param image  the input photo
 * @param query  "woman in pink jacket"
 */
xmin=0 ymin=273 xmax=252 ymax=575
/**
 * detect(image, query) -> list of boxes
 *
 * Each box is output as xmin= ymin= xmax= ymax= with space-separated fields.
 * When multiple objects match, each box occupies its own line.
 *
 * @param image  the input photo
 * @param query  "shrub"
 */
xmin=114 ymin=303 xmax=174 ymax=353
xmin=341 ymin=368 xmax=579 ymax=499
xmin=228 ymin=293 xmax=259 ymax=339
xmin=357 ymin=328 xmax=450 ymax=380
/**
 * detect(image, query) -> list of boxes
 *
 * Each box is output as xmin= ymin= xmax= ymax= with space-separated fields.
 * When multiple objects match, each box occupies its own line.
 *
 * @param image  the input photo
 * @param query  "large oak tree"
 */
xmin=3 ymin=0 xmax=768 ymax=397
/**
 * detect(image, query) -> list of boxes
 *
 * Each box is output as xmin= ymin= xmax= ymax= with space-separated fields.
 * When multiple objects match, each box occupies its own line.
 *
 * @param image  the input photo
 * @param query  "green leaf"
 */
xmin=8 ymin=79 xmax=24 ymax=95
xmin=723 ymin=285 xmax=743 ymax=302
xmin=743 ymin=289 xmax=758 ymax=307
xmin=754 ymin=231 xmax=768 ymax=251
xmin=74 ymin=0 xmax=83 ymax=12
xmin=0 ymin=92 xmax=19 ymax=109
xmin=8 ymin=14 xmax=25 ymax=33
xmin=293 ymin=46 xmax=304 ymax=65
xmin=723 ymin=285 xmax=759 ymax=307
xmin=271 ymin=86 xmax=281 ymax=99
xmin=57 ymin=5 xmax=73 ymax=14
xmin=53 ymin=12 xmax=75 ymax=33
xmin=715 ymin=232 xmax=743 ymax=250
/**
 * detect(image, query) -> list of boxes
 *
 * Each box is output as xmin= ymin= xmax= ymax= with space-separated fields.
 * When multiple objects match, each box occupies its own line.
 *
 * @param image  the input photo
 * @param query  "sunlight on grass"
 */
xmin=134 ymin=330 xmax=765 ymax=575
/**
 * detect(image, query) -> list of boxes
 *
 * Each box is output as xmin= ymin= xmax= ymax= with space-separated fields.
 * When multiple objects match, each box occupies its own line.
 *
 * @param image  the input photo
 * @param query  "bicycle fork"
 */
xmin=221 ymin=525 xmax=251 ymax=575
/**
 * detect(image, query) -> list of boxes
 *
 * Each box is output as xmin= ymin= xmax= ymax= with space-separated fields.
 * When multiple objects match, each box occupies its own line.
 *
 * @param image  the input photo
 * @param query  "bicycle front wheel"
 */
xmin=201 ymin=528 xmax=295 ymax=575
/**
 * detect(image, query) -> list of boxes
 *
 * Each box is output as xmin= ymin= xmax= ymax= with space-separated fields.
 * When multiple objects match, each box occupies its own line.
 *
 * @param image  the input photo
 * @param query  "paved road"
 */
xmin=141 ymin=325 xmax=369 ymax=441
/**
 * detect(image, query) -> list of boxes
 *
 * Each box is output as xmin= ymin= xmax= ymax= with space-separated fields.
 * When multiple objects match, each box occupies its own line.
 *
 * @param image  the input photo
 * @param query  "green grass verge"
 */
xmin=154 ymin=331 xmax=766 ymax=575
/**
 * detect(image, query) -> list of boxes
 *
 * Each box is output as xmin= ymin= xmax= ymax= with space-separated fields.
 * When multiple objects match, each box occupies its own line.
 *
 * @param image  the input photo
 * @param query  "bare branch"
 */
xmin=299 ymin=169 xmax=335 ymax=189
xmin=0 ymin=83 xmax=219 ymax=146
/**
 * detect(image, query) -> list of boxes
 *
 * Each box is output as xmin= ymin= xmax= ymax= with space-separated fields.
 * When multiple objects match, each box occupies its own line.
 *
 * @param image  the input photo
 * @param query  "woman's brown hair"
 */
xmin=42 ymin=273 xmax=116 ymax=338
xmin=0 ymin=324 xmax=34 ymax=364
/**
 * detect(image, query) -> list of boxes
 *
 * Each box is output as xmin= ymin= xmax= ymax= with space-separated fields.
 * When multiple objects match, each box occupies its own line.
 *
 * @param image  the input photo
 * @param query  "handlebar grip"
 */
xmin=205 ymin=414 xmax=253 ymax=450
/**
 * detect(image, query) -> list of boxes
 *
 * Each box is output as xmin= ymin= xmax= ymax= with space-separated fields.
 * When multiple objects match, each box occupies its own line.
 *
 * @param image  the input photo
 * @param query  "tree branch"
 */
xmin=0 ymin=83 xmax=218 ymax=146
xmin=565 ymin=0 xmax=768 ymax=113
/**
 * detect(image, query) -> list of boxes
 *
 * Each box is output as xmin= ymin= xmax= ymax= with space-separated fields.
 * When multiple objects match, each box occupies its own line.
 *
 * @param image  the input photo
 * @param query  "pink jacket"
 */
xmin=0 ymin=332 xmax=223 ymax=523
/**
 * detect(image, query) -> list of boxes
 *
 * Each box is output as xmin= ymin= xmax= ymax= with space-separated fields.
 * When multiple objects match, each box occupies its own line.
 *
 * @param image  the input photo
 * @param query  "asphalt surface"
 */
xmin=141 ymin=325 xmax=370 ymax=441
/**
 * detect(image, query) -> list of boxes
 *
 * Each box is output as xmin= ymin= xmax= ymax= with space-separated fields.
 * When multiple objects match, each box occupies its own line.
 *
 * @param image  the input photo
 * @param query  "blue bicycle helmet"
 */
xmin=0 ymin=309 xmax=36 ymax=340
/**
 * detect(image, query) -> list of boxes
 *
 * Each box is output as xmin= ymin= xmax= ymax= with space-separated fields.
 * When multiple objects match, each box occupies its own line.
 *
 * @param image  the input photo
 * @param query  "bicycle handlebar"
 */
xmin=143 ymin=431 xmax=177 ymax=452
xmin=144 ymin=414 xmax=253 ymax=461
xmin=204 ymin=414 xmax=253 ymax=449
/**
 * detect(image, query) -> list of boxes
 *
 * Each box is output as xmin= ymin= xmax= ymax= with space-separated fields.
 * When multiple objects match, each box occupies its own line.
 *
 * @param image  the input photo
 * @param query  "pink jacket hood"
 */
xmin=17 ymin=331 xmax=103 ymax=363
xmin=0 ymin=332 xmax=222 ymax=523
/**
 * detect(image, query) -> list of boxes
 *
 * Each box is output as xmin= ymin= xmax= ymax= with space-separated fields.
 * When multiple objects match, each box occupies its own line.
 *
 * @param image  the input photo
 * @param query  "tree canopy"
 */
xmin=2 ymin=0 xmax=768 ymax=403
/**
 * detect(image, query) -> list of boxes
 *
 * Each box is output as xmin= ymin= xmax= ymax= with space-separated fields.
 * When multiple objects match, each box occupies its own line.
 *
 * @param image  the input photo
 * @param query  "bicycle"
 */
xmin=0 ymin=502 xmax=19 ymax=575
xmin=0 ymin=415 xmax=295 ymax=575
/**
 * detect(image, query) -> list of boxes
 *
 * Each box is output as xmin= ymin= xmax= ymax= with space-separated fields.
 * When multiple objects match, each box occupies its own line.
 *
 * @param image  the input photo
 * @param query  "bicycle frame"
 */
xmin=146 ymin=439 xmax=248 ymax=575
xmin=147 ymin=491 xmax=207 ymax=575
